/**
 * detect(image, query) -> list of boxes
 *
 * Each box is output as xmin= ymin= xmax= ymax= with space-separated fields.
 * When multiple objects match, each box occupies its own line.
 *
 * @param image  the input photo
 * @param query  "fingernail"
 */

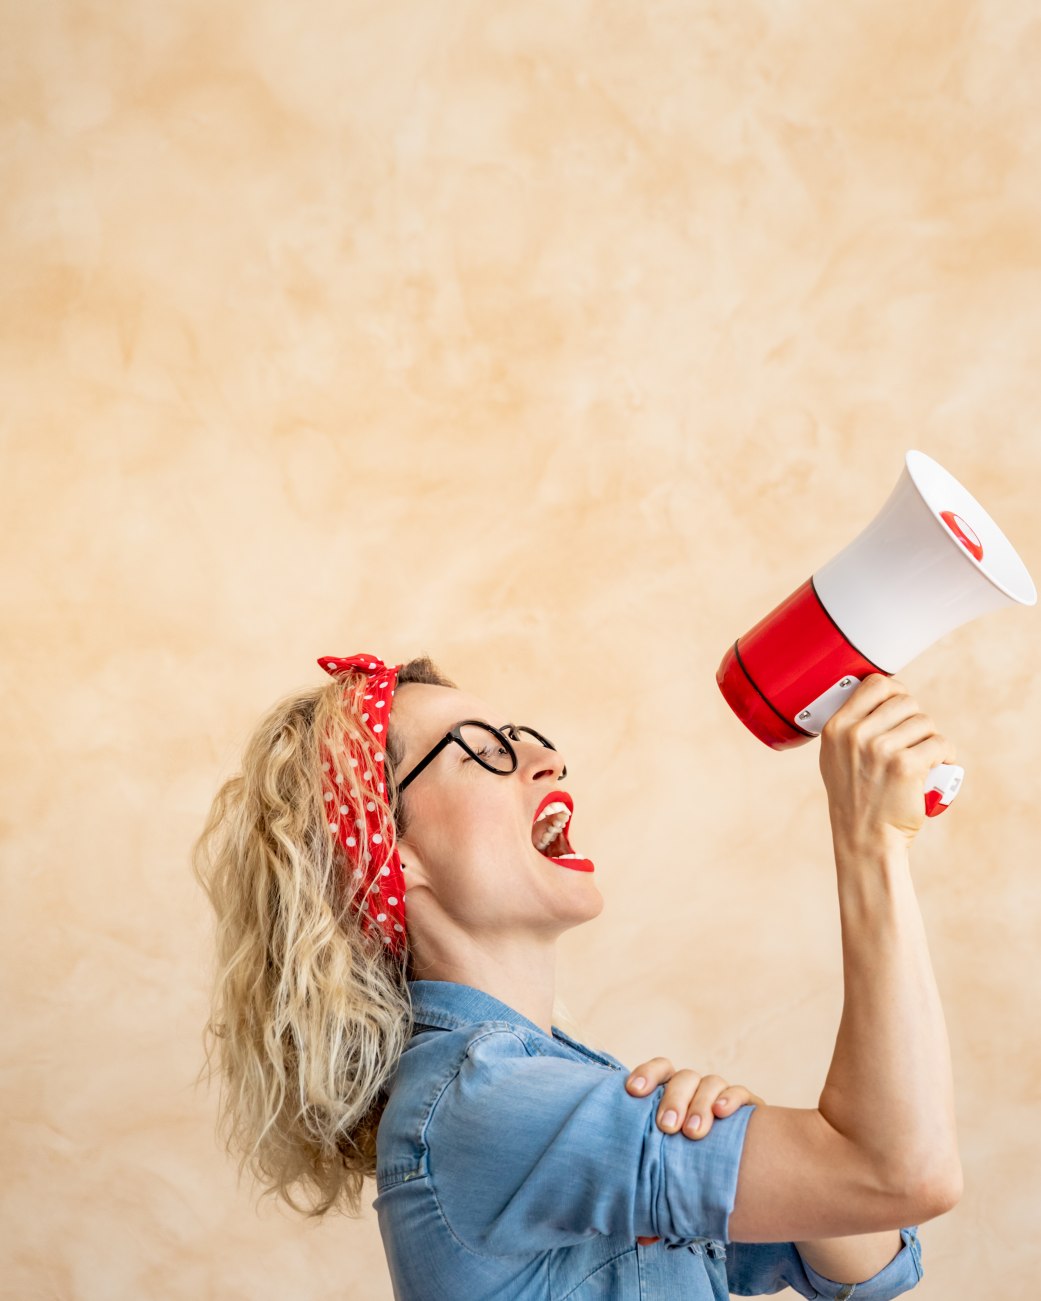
xmin=662 ymin=1109 xmax=678 ymax=1128
xmin=717 ymin=1097 xmax=729 ymax=1108
xmin=686 ymin=1115 xmax=702 ymax=1133
xmin=630 ymin=1076 xmax=646 ymax=1091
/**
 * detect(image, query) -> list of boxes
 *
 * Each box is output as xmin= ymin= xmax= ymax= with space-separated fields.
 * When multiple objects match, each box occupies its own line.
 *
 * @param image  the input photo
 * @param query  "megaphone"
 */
xmin=717 ymin=450 xmax=1036 ymax=817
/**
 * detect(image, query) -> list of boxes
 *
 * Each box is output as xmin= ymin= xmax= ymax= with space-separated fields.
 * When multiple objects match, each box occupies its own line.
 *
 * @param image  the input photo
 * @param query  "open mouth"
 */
xmin=531 ymin=791 xmax=595 ymax=873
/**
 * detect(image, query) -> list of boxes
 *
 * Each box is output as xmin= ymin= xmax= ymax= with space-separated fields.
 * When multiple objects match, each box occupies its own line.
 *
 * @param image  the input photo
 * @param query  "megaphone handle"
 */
xmin=924 ymin=763 xmax=964 ymax=817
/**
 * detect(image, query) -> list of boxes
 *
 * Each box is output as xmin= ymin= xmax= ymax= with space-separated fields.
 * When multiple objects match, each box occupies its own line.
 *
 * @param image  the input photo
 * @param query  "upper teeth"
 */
xmin=533 ymin=801 xmax=570 ymax=851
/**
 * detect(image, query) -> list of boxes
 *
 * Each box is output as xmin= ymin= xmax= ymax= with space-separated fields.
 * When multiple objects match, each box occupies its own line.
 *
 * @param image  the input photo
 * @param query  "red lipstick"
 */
xmin=531 ymin=790 xmax=595 ymax=873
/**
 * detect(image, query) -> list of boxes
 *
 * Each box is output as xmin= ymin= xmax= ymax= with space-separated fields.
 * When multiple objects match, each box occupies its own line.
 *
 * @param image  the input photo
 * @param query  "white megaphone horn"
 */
xmin=717 ymin=450 xmax=1037 ymax=817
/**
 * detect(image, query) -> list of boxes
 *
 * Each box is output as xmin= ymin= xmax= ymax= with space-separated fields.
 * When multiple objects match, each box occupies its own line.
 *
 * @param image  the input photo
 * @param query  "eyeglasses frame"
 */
xmin=394 ymin=720 xmax=566 ymax=794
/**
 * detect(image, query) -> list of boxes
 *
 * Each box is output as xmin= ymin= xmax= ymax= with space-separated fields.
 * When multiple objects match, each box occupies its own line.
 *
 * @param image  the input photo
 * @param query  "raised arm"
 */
xmin=727 ymin=674 xmax=962 ymax=1245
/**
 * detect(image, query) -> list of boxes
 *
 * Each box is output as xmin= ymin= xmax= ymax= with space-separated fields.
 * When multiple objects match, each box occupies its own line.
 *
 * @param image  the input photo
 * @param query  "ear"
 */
xmin=395 ymin=831 xmax=431 ymax=890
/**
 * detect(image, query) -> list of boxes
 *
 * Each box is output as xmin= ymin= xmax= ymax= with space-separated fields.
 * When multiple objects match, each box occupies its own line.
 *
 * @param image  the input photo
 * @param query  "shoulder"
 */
xmin=385 ymin=1022 xmax=538 ymax=1123
xmin=430 ymin=1025 xmax=626 ymax=1146
xmin=385 ymin=1018 xmax=622 ymax=1157
xmin=424 ymin=1022 xmax=541 ymax=1108
xmin=379 ymin=1023 xmax=538 ymax=1172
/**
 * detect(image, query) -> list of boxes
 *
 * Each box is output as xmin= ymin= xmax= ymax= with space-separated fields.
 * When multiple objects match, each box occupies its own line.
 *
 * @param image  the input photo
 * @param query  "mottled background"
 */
xmin=3 ymin=1 xmax=1040 ymax=1297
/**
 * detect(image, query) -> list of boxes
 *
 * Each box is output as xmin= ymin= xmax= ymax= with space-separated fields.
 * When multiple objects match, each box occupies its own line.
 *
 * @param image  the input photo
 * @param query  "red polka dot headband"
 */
xmin=316 ymin=653 xmax=407 ymax=956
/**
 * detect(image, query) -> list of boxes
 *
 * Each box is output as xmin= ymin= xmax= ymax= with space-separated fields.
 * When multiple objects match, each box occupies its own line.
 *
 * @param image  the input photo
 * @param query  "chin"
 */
xmin=561 ymin=880 xmax=605 ymax=927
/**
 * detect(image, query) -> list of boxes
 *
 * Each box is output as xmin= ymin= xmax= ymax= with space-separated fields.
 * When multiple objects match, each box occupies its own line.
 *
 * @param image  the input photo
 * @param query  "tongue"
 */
xmin=545 ymin=826 xmax=573 ymax=858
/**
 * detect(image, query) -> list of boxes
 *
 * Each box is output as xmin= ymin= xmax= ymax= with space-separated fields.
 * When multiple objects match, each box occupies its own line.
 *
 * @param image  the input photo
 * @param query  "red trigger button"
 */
xmin=924 ymin=789 xmax=948 ymax=817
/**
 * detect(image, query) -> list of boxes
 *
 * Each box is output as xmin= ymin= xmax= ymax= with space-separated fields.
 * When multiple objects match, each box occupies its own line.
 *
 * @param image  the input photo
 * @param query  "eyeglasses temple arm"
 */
xmin=395 ymin=736 xmax=451 ymax=793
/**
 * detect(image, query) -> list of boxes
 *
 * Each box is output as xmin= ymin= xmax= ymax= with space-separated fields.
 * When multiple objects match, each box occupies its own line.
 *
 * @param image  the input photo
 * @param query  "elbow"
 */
xmin=895 ymin=1155 xmax=963 ymax=1222
xmin=935 ymin=1157 xmax=964 ymax=1212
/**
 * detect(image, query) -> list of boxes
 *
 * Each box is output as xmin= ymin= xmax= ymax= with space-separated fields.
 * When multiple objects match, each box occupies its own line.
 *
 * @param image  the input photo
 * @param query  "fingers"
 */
xmin=664 ymin=1071 xmax=725 ymax=1136
xmin=682 ymin=1079 xmax=759 ymax=1138
xmin=633 ymin=1067 xmax=730 ymax=1138
xmin=626 ymin=1061 xmax=764 ymax=1141
xmin=851 ymin=704 xmax=956 ymax=774
xmin=823 ymin=674 xmax=957 ymax=777
xmin=824 ymin=673 xmax=912 ymax=735
xmin=626 ymin=1061 xmax=702 ymax=1133
xmin=696 ymin=1085 xmax=767 ymax=1138
xmin=625 ymin=1058 xmax=674 ymax=1097
xmin=907 ymin=729 xmax=958 ymax=767
xmin=837 ymin=676 xmax=958 ymax=768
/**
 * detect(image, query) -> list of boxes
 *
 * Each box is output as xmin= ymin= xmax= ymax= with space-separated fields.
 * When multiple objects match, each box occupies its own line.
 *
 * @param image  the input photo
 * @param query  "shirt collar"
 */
xmin=408 ymin=979 xmax=551 ymax=1037
xmin=407 ymin=978 xmax=626 ymax=1071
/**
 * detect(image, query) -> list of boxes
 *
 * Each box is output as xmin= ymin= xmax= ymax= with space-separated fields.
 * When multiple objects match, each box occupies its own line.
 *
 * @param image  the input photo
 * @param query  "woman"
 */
xmin=193 ymin=651 xmax=937 ymax=1298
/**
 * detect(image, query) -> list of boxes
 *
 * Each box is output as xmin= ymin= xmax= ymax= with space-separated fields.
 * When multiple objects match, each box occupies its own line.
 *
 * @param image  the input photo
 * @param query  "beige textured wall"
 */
xmin=3 ymin=2 xmax=1040 ymax=1297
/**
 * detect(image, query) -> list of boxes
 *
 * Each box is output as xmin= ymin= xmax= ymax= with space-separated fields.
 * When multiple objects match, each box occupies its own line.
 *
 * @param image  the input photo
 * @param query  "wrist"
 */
xmin=831 ymin=830 xmax=911 ymax=871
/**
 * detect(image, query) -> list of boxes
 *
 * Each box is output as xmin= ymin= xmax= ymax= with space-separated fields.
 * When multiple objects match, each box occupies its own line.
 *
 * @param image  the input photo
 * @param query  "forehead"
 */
xmin=390 ymin=683 xmax=505 ymax=762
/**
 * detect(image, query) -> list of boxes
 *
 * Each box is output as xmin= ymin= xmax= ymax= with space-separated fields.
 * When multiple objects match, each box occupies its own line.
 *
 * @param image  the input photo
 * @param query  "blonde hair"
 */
xmin=191 ymin=655 xmax=455 ymax=1218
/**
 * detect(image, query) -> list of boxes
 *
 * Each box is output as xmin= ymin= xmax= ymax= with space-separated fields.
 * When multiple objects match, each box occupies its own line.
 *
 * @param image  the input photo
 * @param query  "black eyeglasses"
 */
xmin=395 ymin=721 xmax=566 ymax=794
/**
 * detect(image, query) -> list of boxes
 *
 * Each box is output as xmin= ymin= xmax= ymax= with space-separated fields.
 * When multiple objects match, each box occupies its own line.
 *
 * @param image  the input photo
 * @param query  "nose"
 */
xmin=516 ymin=740 xmax=567 ymax=783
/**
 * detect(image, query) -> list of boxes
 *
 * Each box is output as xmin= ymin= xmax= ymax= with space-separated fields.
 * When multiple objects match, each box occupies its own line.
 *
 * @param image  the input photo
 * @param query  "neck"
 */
xmin=409 ymin=930 xmax=560 ymax=1038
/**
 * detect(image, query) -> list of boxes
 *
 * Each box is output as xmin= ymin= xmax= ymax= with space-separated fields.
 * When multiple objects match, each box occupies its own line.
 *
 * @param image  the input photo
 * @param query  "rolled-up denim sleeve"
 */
xmin=426 ymin=1028 xmax=755 ymax=1256
xmin=727 ymin=1227 xmax=923 ymax=1298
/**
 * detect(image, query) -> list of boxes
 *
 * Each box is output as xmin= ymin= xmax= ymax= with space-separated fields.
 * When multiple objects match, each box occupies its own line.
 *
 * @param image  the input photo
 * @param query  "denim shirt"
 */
xmin=373 ymin=980 xmax=924 ymax=1299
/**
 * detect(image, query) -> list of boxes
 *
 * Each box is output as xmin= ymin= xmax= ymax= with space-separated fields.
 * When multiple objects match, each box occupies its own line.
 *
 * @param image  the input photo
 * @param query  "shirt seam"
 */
xmin=379 ymin=1023 xmax=520 ymax=1192
xmin=423 ymin=1026 xmax=539 ymax=1260
xmin=558 ymin=1243 xmax=639 ymax=1298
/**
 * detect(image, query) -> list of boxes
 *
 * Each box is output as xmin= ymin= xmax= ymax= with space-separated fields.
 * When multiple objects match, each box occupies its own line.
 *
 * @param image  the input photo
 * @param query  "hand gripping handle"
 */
xmin=794 ymin=677 xmax=965 ymax=820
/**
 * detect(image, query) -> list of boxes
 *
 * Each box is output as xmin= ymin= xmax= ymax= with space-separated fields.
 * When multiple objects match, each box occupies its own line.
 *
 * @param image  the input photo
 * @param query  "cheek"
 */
xmin=408 ymin=774 xmax=528 ymax=877
xmin=452 ymin=801 xmax=516 ymax=863
xmin=435 ymin=793 xmax=527 ymax=889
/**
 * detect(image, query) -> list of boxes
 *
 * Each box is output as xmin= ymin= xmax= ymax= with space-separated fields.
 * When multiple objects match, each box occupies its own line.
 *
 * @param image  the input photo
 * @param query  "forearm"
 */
xmin=818 ymin=837 xmax=960 ymax=1189
xmin=793 ymin=1229 xmax=904 ymax=1285
xmin=792 ymin=844 xmax=953 ymax=1284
